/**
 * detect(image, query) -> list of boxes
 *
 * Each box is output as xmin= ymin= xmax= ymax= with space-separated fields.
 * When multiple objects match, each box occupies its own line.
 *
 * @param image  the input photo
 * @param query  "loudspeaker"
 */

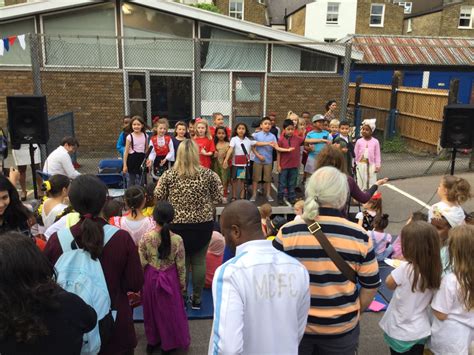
xmin=7 ymin=95 xmax=49 ymax=146
xmin=440 ymin=104 xmax=474 ymax=149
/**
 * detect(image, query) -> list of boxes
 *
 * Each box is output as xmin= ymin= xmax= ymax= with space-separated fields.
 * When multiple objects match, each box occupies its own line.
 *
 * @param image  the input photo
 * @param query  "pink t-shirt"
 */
xmin=126 ymin=132 xmax=147 ymax=154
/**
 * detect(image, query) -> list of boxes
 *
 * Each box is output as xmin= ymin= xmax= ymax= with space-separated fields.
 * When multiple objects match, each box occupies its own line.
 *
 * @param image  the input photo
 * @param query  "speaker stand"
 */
xmin=29 ymin=144 xmax=38 ymax=199
xmin=450 ymin=149 xmax=457 ymax=176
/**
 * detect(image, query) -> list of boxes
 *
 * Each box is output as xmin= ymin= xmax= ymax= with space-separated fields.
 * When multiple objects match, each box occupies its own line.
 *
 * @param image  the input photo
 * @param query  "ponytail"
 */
xmin=124 ymin=186 xmax=146 ymax=218
xmin=153 ymin=201 xmax=175 ymax=260
xmin=80 ymin=216 xmax=104 ymax=260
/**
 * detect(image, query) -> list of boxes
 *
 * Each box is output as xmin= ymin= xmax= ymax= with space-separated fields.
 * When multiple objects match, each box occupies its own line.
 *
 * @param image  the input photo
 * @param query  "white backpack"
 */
xmin=55 ymin=224 xmax=119 ymax=355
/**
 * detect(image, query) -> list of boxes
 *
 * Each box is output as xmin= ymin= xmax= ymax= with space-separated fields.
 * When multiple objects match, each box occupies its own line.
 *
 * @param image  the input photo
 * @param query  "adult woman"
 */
xmin=273 ymin=167 xmax=380 ymax=354
xmin=44 ymin=175 xmax=144 ymax=355
xmin=155 ymin=139 xmax=223 ymax=309
xmin=0 ymin=174 xmax=33 ymax=236
xmin=316 ymin=145 xmax=387 ymax=216
xmin=324 ymin=99 xmax=337 ymax=121
xmin=0 ymin=232 xmax=97 ymax=355
xmin=12 ymin=143 xmax=43 ymax=200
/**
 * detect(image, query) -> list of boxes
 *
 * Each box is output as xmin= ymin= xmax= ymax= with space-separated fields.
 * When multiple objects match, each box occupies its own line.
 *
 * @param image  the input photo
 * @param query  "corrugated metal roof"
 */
xmin=351 ymin=36 xmax=474 ymax=66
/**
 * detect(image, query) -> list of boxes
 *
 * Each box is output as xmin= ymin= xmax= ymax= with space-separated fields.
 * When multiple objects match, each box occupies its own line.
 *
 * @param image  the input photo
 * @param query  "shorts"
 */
xmin=231 ymin=165 xmax=246 ymax=179
xmin=304 ymin=155 xmax=316 ymax=174
xmin=253 ymin=163 xmax=272 ymax=183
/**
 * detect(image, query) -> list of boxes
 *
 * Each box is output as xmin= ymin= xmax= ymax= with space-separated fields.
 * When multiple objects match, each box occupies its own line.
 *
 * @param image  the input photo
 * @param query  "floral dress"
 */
xmin=211 ymin=141 xmax=230 ymax=186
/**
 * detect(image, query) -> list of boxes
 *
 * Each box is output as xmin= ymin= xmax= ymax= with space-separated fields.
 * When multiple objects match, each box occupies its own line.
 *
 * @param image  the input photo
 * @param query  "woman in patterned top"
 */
xmin=155 ymin=139 xmax=223 ymax=310
xmin=139 ymin=201 xmax=190 ymax=354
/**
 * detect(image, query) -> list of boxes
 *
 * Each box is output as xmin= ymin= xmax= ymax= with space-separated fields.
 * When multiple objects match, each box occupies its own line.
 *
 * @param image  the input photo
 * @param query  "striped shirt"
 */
xmin=273 ymin=207 xmax=380 ymax=337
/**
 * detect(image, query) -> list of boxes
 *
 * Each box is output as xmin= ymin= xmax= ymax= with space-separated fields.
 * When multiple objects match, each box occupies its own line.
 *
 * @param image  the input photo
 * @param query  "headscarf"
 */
xmin=362 ymin=118 xmax=376 ymax=132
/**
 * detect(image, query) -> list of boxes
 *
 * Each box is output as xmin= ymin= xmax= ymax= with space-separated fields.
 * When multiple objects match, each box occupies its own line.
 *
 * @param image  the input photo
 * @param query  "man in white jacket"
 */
xmin=209 ymin=200 xmax=310 ymax=355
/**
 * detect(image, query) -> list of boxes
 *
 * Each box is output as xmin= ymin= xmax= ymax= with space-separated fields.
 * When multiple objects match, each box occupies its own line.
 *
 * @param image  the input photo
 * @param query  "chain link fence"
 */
xmin=13 ymin=33 xmax=471 ymax=179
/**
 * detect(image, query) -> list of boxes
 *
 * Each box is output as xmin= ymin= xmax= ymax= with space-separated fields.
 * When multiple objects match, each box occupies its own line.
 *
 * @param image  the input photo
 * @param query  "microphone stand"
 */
xmin=29 ymin=143 xmax=39 ymax=199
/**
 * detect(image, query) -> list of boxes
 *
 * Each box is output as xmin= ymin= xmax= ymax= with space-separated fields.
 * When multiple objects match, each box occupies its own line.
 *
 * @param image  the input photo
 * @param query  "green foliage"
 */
xmin=382 ymin=134 xmax=407 ymax=153
xmin=189 ymin=3 xmax=221 ymax=13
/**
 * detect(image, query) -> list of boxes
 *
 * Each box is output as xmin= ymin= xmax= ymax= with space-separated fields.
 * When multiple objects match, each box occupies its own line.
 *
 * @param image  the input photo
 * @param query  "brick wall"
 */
xmin=41 ymin=71 xmax=124 ymax=151
xmin=356 ymin=0 xmax=404 ymax=35
xmin=288 ymin=7 xmax=306 ymax=36
xmin=440 ymin=0 xmax=474 ymax=37
xmin=215 ymin=0 xmax=267 ymax=25
xmin=266 ymin=75 xmax=343 ymax=126
xmin=0 ymin=70 xmax=33 ymax=127
xmin=404 ymin=11 xmax=442 ymax=35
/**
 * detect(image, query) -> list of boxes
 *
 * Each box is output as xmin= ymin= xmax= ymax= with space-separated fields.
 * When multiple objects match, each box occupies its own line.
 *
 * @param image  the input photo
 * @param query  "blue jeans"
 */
xmin=278 ymin=168 xmax=298 ymax=201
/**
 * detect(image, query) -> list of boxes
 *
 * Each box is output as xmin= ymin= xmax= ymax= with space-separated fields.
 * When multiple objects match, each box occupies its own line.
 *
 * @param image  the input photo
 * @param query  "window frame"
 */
xmin=458 ymin=6 xmax=473 ymax=29
xmin=326 ymin=2 xmax=340 ymax=25
xmin=369 ymin=3 xmax=385 ymax=28
xmin=229 ymin=0 xmax=244 ymax=20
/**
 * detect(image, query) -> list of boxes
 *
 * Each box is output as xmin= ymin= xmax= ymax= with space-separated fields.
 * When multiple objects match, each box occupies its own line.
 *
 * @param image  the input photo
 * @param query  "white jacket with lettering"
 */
xmin=208 ymin=239 xmax=310 ymax=355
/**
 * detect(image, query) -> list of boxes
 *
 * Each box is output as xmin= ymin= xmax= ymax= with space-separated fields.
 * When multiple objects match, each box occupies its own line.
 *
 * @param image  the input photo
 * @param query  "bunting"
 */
xmin=0 ymin=34 xmax=27 ymax=56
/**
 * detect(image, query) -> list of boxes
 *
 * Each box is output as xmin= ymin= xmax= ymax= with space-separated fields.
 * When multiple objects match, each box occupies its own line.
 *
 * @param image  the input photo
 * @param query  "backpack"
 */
xmin=55 ymin=224 xmax=119 ymax=354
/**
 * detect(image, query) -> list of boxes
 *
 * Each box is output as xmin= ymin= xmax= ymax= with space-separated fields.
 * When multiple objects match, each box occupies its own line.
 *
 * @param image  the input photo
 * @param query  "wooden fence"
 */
xmin=349 ymin=83 xmax=449 ymax=153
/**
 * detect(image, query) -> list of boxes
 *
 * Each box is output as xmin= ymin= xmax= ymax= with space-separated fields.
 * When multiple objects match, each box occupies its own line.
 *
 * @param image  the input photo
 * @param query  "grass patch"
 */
xmin=382 ymin=135 xmax=407 ymax=153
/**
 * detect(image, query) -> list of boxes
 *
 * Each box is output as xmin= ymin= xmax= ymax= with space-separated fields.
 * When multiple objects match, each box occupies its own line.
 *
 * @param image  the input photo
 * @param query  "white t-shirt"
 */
xmin=229 ymin=136 xmax=255 ymax=167
xmin=379 ymin=261 xmax=434 ymax=341
xmin=428 ymin=201 xmax=466 ymax=228
xmin=430 ymin=273 xmax=474 ymax=355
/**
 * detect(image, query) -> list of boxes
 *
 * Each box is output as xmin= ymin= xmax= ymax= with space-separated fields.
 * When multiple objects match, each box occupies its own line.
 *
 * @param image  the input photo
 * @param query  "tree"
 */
xmin=190 ymin=3 xmax=221 ymax=13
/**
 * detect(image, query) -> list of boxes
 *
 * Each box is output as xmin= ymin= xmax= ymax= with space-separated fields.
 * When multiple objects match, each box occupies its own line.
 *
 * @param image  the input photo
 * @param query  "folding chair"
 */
xmin=98 ymin=159 xmax=123 ymax=174
xmin=96 ymin=173 xmax=126 ymax=189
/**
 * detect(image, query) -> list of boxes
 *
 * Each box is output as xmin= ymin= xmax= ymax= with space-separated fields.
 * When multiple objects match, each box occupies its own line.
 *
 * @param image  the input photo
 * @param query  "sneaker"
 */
xmin=191 ymin=299 xmax=201 ymax=310
xmin=250 ymin=195 xmax=256 ymax=202
xmin=267 ymin=195 xmax=274 ymax=202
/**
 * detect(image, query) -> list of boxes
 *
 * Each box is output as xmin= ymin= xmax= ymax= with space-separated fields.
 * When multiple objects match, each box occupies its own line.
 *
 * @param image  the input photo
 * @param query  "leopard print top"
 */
xmin=154 ymin=168 xmax=223 ymax=224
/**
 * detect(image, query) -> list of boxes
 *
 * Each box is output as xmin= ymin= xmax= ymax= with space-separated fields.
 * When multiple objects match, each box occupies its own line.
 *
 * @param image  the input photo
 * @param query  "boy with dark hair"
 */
xmin=333 ymin=120 xmax=354 ymax=176
xmin=277 ymin=119 xmax=304 ymax=205
xmin=304 ymin=114 xmax=332 ymax=177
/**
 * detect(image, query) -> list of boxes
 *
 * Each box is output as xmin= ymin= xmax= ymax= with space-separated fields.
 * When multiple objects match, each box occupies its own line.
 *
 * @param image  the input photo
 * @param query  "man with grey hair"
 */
xmin=273 ymin=166 xmax=380 ymax=355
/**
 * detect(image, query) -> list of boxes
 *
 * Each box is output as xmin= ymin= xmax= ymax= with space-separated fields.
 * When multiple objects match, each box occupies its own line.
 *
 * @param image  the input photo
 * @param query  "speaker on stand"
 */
xmin=440 ymin=104 xmax=474 ymax=175
xmin=7 ymin=95 xmax=49 ymax=199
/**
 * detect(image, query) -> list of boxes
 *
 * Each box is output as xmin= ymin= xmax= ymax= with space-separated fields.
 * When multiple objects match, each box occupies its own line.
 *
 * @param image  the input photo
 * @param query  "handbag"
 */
xmin=305 ymin=220 xmax=357 ymax=284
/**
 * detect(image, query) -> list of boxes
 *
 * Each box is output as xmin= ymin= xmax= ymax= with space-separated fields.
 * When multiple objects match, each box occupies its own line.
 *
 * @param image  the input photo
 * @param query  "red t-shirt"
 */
xmin=278 ymin=134 xmax=304 ymax=169
xmin=209 ymin=126 xmax=232 ymax=139
xmin=194 ymin=136 xmax=216 ymax=168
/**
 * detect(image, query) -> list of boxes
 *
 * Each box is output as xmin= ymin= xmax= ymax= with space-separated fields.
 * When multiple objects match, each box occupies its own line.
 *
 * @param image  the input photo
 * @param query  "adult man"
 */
xmin=44 ymin=136 xmax=80 ymax=179
xmin=209 ymin=200 xmax=310 ymax=355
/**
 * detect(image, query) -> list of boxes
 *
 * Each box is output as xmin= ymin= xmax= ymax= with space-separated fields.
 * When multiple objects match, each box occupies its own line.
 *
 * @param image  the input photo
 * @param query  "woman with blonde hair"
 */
xmin=155 ymin=139 xmax=223 ymax=309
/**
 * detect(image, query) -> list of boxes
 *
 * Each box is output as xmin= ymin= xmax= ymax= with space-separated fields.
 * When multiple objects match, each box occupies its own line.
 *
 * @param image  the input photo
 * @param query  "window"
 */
xmin=406 ymin=18 xmax=412 ymax=33
xmin=370 ymin=4 xmax=385 ymax=27
xmin=459 ymin=6 xmax=473 ymax=28
xmin=128 ymin=73 xmax=148 ymax=119
xmin=326 ymin=3 xmax=339 ymax=24
xmin=235 ymin=76 xmax=261 ymax=102
xmin=324 ymin=38 xmax=336 ymax=43
xmin=0 ymin=18 xmax=35 ymax=66
xmin=229 ymin=0 xmax=244 ymax=20
xmin=271 ymin=45 xmax=337 ymax=72
xmin=396 ymin=2 xmax=412 ymax=14
xmin=288 ymin=16 xmax=293 ymax=30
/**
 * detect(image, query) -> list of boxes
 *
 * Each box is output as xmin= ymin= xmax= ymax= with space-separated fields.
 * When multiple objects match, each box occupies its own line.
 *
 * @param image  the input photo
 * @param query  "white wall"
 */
xmin=304 ymin=0 xmax=357 ymax=42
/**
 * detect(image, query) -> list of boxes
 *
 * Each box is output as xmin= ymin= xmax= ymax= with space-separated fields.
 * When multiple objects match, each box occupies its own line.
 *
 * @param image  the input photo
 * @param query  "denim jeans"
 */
xmin=278 ymin=168 xmax=298 ymax=200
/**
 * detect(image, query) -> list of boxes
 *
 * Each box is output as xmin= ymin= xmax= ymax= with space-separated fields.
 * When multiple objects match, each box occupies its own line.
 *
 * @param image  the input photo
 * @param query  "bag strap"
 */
xmin=57 ymin=224 xmax=119 ymax=252
xmin=305 ymin=220 xmax=357 ymax=284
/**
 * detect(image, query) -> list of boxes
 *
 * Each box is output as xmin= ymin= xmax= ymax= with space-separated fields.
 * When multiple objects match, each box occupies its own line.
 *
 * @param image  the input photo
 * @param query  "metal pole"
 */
xmin=340 ymin=41 xmax=352 ymax=121
xmin=29 ymin=33 xmax=42 ymax=96
xmin=194 ymin=38 xmax=202 ymax=118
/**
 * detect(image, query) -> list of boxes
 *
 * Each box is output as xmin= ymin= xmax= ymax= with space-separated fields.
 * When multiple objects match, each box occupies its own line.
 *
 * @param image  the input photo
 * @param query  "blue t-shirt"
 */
xmin=253 ymin=131 xmax=277 ymax=165
xmin=307 ymin=130 xmax=332 ymax=158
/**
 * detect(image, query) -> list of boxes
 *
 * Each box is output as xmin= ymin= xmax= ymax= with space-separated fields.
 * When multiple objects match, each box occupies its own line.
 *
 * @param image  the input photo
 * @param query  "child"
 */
xmin=266 ymin=216 xmax=287 ymax=241
xmin=116 ymin=115 xmax=131 ymax=158
xmin=379 ymin=221 xmax=442 ymax=355
xmin=102 ymin=199 xmax=124 ymax=224
xmin=209 ymin=112 xmax=231 ymax=138
xmin=304 ymin=114 xmax=332 ymax=177
xmin=40 ymin=174 xmax=70 ymax=230
xmin=293 ymin=200 xmax=304 ymax=222
xmin=123 ymin=116 xmax=149 ymax=186
xmin=205 ymin=228 xmax=225 ymax=289
xmin=212 ymin=126 xmax=231 ymax=204
xmin=430 ymin=225 xmax=474 ymax=355
xmin=171 ymin=121 xmax=187 ymax=165
xmin=259 ymin=203 xmax=272 ymax=237
xmin=188 ymin=118 xmax=197 ymax=139
xmin=329 ymin=118 xmax=340 ymax=139
xmin=111 ymin=186 xmax=155 ymax=246
xmin=277 ymin=119 xmax=304 ymax=205
xmin=391 ymin=211 xmax=427 ymax=260
xmin=428 ymin=175 xmax=471 ymax=228
xmin=139 ymin=201 xmax=190 ymax=354
xmin=333 ymin=120 xmax=354 ymax=176
xmin=370 ymin=213 xmax=393 ymax=261
xmin=193 ymin=119 xmax=215 ymax=169
xmin=354 ymin=118 xmax=381 ymax=190
xmin=251 ymin=117 xmax=283 ymax=202
xmin=148 ymin=118 xmax=174 ymax=181
xmin=356 ymin=192 xmax=382 ymax=231
xmin=224 ymin=123 xmax=255 ymax=201
xmin=143 ymin=182 xmax=156 ymax=217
